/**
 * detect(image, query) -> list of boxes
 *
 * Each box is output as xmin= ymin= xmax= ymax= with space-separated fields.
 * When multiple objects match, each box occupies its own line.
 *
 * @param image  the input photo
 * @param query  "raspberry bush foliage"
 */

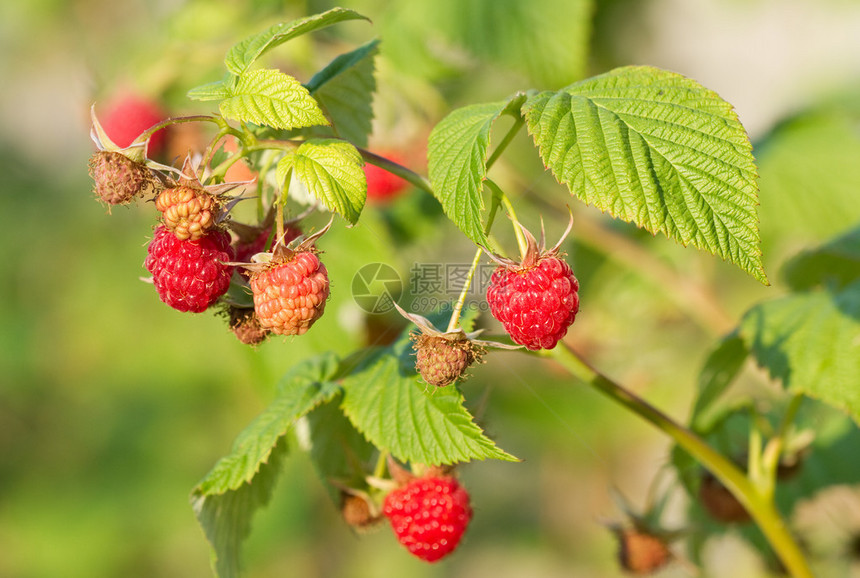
xmin=86 ymin=7 xmax=860 ymax=577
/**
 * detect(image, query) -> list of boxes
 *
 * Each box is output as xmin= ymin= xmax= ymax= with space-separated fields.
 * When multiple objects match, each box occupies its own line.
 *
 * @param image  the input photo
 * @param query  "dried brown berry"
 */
xmin=413 ymin=334 xmax=482 ymax=387
xmin=698 ymin=473 xmax=751 ymax=524
xmin=616 ymin=528 xmax=672 ymax=575
xmin=89 ymin=150 xmax=156 ymax=205
xmin=228 ymin=307 xmax=270 ymax=345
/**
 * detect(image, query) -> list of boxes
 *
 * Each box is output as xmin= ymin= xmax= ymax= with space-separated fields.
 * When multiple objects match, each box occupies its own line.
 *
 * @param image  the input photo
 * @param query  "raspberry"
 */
xmin=100 ymin=93 xmax=166 ymax=156
xmin=413 ymin=334 xmax=481 ymax=387
xmin=249 ymin=251 xmax=329 ymax=335
xmin=615 ymin=528 xmax=672 ymax=575
xmin=145 ymin=226 xmax=234 ymax=313
xmin=155 ymin=186 xmax=218 ymax=241
xmin=88 ymin=150 xmax=156 ymax=205
xmin=383 ymin=475 xmax=472 ymax=562
xmin=365 ymin=150 xmax=408 ymax=202
xmin=487 ymin=254 xmax=579 ymax=350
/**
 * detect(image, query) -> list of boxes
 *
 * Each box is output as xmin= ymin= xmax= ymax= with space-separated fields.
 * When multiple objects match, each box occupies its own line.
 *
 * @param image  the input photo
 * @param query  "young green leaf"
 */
xmin=740 ymin=281 xmax=860 ymax=423
xmin=307 ymin=39 xmax=380 ymax=147
xmin=190 ymin=353 xmax=341 ymax=577
xmin=219 ymin=69 xmax=329 ymax=130
xmin=225 ymin=8 xmax=370 ymax=76
xmin=187 ymin=79 xmax=231 ymax=102
xmin=340 ymin=339 xmax=518 ymax=465
xmin=277 ymin=139 xmax=366 ymax=224
xmin=428 ymin=94 xmax=527 ymax=246
xmin=524 ymin=66 xmax=767 ymax=284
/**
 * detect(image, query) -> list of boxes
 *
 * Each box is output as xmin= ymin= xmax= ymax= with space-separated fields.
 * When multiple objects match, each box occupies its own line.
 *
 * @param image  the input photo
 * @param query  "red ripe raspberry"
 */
xmin=249 ymin=252 xmax=329 ymax=335
xmin=100 ymin=93 xmax=166 ymax=156
xmin=155 ymin=186 xmax=217 ymax=241
xmin=365 ymin=150 xmax=408 ymax=202
xmin=145 ymin=226 xmax=234 ymax=313
xmin=383 ymin=475 xmax=472 ymax=563
xmin=487 ymin=254 xmax=579 ymax=350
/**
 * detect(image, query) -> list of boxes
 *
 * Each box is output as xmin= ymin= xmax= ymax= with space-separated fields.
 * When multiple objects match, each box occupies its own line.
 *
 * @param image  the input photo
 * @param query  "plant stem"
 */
xmin=760 ymin=393 xmax=804 ymax=498
xmin=359 ymin=149 xmax=433 ymax=194
xmin=545 ymin=343 xmax=813 ymax=578
xmin=445 ymin=182 xmax=504 ymax=333
xmin=486 ymin=116 xmax=525 ymax=170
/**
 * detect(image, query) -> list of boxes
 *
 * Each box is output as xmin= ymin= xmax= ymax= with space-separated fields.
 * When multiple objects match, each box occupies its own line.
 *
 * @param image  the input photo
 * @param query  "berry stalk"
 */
xmin=544 ymin=342 xmax=813 ymax=578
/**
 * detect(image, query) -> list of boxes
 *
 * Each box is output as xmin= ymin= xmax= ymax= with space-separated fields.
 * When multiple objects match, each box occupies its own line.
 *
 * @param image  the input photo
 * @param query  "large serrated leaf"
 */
xmin=277 ymin=139 xmax=366 ymax=224
xmin=524 ymin=66 xmax=767 ymax=284
xmin=305 ymin=396 xmax=376 ymax=504
xmin=781 ymin=224 xmax=860 ymax=291
xmin=428 ymin=94 xmax=526 ymax=246
xmin=307 ymin=39 xmax=379 ymax=147
xmin=219 ymin=69 xmax=329 ymax=130
xmin=191 ymin=437 xmax=287 ymax=578
xmin=190 ymin=353 xmax=341 ymax=577
xmin=339 ymin=338 xmax=517 ymax=465
xmin=225 ymin=8 xmax=370 ymax=76
xmin=739 ymin=281 xmax=860 ymax=423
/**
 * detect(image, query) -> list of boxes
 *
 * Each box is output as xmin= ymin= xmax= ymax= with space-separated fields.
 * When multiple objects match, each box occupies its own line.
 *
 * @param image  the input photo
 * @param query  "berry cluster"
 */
xmin=88 ymin=104 xmax=332 ymax=344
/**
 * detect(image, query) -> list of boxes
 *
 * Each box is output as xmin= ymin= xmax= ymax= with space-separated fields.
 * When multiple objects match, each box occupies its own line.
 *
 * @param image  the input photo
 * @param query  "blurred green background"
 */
xmin=3 ymin=0 xmax=860 ymax=576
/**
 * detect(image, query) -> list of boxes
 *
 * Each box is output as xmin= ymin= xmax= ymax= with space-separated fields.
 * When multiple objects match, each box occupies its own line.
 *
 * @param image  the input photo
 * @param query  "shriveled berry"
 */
xmin=88 ymin=150 xmax=155 ymax=205
xmin=383 ymin=475 xmax=472 ymax=563
xmin=228 ymin=307 xmax=269 ymax=345
xmin=615 ymin=528 xmax=672 ymax=575
xmin=698 ymin=473 xmax=751 ymax=524
xmin=341 ymin=493 xmax=382 ymax=531
xmin=249 ymin=252 xmax=329 ymax=336
xmin=155 ymin=186 xmax=217 ymax=241
xmin=487 ymin=254 xmax=579 ymax=350
xmin=413 ymin=334 xmax=480 ymax=387
xmin=145 ymin=226 xmax=234 ymax=313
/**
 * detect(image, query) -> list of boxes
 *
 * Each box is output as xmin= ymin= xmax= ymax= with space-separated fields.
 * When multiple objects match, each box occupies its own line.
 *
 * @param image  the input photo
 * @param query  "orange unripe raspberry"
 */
xmin=249 ymin=252 xmax=329 ymax=336
xmin=155 ymin=186 xmax=217 ymax=241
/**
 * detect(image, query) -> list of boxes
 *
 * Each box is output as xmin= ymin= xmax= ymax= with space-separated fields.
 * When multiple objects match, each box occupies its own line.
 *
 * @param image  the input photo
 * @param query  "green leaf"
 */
xmin=340 ymin=337 xmax=517 ymax=465
xmin=739 ymin=281 xmax=860 ymax=423
xmin=225 ymin=8 xmax=370 ymax=76
xmin=690 ymin=332 xmax=750 ymax=433
xmin=781 ymin=224 xmax=860 ymax=291
xmin=307 ymin=39 xmax=379 ymax=147
xmin=191 ymin=437 xmax=287 ymax=578
xmin=187 ymin=79 xmax=230 ymax=102
xmin=219 ymin=69 xmax=329 ymax=130
xmin=428 ymin=93 xmax=527 ymax=246
xmin=277 ymin=139 xmax=366 ymax=224
xmin=305 ymin=395 xmax=376 ymax=503
xmin=190 ymin=353 xmax=341 ymax=576
xmin=523 ymin=66 xmax=767 ymax=284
